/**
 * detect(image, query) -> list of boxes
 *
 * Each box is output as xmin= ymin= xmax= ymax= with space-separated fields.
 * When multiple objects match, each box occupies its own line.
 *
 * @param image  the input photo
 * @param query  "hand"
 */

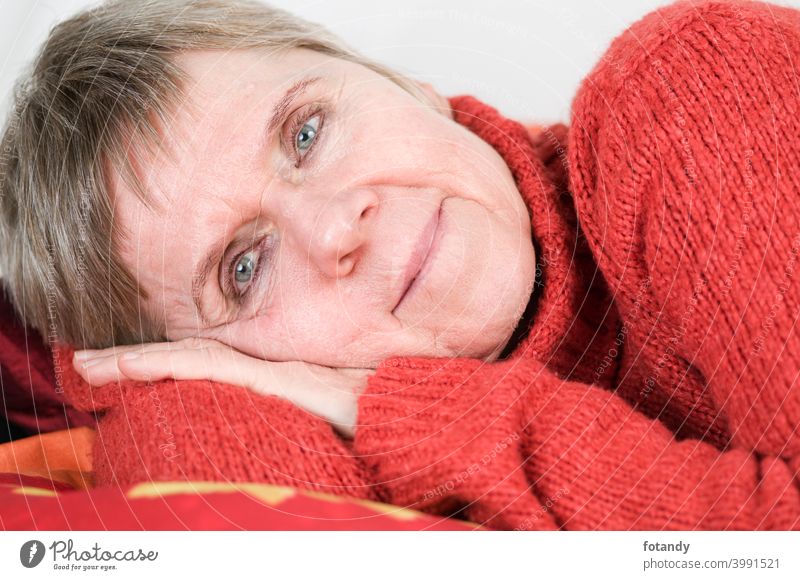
xmin=72 ymin=337 xmax=374 ymax=439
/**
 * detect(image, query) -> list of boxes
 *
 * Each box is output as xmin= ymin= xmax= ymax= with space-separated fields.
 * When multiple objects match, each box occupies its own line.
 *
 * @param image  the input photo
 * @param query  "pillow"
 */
xmin=0 ymin=426 xmax=94 ymax=489
xmin=0 ymin=473 xmax=477 ymax=530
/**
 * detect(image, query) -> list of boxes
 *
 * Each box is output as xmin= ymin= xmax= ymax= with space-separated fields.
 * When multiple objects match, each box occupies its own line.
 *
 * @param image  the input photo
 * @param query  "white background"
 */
xmin=1 ymin=0 xmax=685 ymax=125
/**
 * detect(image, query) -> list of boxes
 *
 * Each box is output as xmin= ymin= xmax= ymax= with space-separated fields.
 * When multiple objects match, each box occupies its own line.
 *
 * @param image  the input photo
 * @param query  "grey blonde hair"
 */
xmin=0 ymin=0 xmax=426 ymax=349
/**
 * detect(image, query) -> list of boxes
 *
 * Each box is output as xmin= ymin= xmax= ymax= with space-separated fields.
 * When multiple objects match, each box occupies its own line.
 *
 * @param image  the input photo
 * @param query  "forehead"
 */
xmin=166 ymin=47 xmax=334 ymax=167
xmin=132 ymin=48 xmax=350 ymax=192
xmin=113 ymin=48 xmax=336 ymax=210
xmin=175 ymin=47 xmax=330 ymax=95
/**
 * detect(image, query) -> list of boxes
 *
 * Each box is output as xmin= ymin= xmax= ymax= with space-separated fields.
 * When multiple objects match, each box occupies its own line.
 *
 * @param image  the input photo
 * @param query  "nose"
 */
xmin=289 ymin=188 xmax=379 ymax=278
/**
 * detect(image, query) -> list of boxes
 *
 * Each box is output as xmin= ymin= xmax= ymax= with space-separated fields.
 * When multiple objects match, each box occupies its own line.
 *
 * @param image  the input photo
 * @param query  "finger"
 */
xmin=74 ymin=343 xmax=168 ymax=363
xmin=73 ymin=345 xmax=139 ymax=361
xmin=72 ymin=352 xmax=127 ymax=387
xmin=73 ymin=337 xmax=222 ymax=364
xmin=116 ymin=346 xmax=266 ymax=388
xmin=73 ymin=348 xmax=101 ymax=359
xmin=73 ymin=340 xmax=250 ymax=386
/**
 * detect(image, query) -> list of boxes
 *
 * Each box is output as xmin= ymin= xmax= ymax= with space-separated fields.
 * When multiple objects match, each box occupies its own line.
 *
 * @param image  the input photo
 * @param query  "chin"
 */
xmin=453 ymin=271 xmax=536 ymax=359
xmin=440 ymin=322 xmax=517 ymax=360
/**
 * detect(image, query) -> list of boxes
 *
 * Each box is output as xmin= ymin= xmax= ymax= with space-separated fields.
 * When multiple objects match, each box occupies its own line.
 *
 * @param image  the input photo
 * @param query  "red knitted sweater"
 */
xmin=58 ymin=0 xmax=800 ymax=530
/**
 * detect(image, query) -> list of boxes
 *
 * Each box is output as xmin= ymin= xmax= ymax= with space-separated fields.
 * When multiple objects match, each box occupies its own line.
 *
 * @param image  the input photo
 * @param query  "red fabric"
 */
xmin=0 ymin=288 xmax=94 ymax=436
xmin=56 ymin=0 xmax=800 ymax=530
xmin=0 ymin=475 xmax=476 ymax=530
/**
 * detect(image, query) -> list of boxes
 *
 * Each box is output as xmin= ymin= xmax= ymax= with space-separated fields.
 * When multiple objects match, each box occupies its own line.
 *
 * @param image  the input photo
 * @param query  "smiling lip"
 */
xmin=392 ymin=203 xmax=444 ymax=313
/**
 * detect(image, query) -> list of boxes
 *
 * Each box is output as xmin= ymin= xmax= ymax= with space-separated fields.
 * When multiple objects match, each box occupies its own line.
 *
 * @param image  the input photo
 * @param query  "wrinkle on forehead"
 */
xmin=113 ymin=47 xmax=324 ymax=220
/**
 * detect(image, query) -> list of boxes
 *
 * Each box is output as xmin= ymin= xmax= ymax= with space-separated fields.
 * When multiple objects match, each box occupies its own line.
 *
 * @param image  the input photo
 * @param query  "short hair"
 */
xmin=0 ymin=0 xmax=426 ymax=349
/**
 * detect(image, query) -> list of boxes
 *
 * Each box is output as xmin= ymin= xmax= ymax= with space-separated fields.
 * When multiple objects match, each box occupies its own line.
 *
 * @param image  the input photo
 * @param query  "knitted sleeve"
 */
xmin=569 ymin=0 xmax=800 ymax=459
xmin=563 ymin=0 xmax=800 ymax=525
xmin=55 ymin=345 xmax=378 ymax=501
xmin=353 ymin=357 xmax=559 ymax=530
xmin=354 ymin=354 xmax=800 ymax=529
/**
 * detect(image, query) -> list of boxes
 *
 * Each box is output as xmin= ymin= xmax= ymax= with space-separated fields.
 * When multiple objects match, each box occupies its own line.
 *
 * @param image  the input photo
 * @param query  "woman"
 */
xmin=3 ymin=0 xmax=800 ymax=529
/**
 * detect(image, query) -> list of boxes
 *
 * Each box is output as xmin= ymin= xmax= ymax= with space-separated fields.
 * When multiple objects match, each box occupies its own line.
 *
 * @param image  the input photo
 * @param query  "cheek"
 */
xmin=263 ymin=311 xmax=373 ymax=366
xmin=262 ymin=273 xmax=380 ymax=362
xmin=423 ymin=199 xmax=535 ymax=346
xmin=211 ymin=313 xmax=353 ymax=363
xmin=352 ymin=108 xmax=461 ymax=170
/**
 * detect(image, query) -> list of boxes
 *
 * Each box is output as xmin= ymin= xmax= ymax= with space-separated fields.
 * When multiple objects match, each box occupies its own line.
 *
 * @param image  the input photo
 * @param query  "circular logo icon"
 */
xmin=20 ymin=540 xmax=46 ymax=568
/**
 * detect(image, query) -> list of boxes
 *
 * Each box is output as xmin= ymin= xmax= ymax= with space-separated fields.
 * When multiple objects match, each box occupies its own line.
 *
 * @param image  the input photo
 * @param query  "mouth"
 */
xmin=391 ymin=202 xmax=445 ymax=314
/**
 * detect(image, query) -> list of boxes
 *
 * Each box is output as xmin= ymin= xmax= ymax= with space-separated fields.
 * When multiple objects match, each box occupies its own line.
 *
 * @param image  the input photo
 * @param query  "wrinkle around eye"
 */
xmin=193 ymin=272 xmax=237 ymax=331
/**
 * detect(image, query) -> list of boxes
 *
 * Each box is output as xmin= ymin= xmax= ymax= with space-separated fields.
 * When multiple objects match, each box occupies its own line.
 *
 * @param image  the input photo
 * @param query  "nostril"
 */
xmin=360 ymin=203 xmax=377 ymax=220
xmin=337 ymin=254 xmax=356 ymax=276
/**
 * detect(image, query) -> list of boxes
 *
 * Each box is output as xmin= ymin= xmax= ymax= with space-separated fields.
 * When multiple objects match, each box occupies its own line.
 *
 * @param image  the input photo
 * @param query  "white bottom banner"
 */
xmin=1 ymin=531 xmax=797 ymax=578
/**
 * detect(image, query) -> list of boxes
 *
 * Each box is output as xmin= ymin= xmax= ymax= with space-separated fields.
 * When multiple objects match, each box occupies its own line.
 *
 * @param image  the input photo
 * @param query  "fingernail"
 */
xmin=74 ymin=350 xmax=97 ymax=360
xmin=122 ymin=352 xmax=141 ymax=361
xmin=80 ymin=357 xmax=103 ymax=368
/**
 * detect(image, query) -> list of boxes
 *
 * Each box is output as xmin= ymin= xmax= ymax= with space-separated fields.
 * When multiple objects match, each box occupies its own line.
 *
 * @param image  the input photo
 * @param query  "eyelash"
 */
xmin=221 ymin=105 xmax=325 ymax=305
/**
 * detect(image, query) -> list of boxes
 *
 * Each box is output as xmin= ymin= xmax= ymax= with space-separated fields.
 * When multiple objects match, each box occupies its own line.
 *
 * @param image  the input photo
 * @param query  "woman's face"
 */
xmin=111 ymin=48 xmax=536 ymax=368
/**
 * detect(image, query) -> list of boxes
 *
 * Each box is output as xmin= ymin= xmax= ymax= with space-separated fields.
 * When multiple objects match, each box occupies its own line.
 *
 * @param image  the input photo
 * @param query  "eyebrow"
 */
xmin=191 ymin=75 xmax=323 ymax=327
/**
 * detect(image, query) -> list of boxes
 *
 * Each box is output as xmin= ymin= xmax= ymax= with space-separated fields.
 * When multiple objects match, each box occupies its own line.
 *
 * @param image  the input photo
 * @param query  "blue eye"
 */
xmin=234 ymin=252 xmax=256 ymax=285
xmin=232 ymin=250 xmax=258 ymax=296
xmin=295 ymin=113 xmax=321 ymax=154
xmin=226 ymin=234 xmax=276 ymax=303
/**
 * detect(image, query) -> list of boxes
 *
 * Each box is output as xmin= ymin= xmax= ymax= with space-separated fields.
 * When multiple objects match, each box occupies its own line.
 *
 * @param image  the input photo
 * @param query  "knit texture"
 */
xmin=57 ymin=0 xmax=800 ymax=530
xmin=56 ymin=347 xmax=379 ymax=500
